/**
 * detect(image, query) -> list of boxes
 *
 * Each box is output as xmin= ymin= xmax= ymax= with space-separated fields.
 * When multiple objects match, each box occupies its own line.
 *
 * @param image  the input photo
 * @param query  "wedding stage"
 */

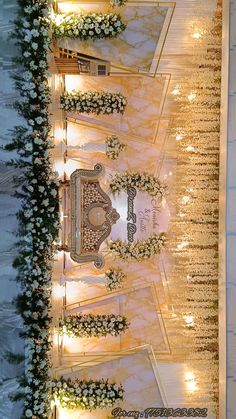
xmin=2 ymin=0 xmax=222 ymax=418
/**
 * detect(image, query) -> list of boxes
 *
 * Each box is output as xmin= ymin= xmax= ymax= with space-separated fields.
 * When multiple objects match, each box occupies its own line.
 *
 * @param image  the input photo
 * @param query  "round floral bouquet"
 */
xmin=59 ymin=313 xmax=129 ymax=337
xmin=110 ymin=0 xmax=128 ymax=6
xmin=110 ymin=171 xmax=167 ymax=198
xmin=107 ymin=233 xmax=166 ymax=261
xmin=52 ymin=12 xmax=126 ymax=40
xmin=50 ymin=377 xmax=124 ymax=410
xmin=61 ymin=90 xmax=127 ymax=115
xmin=105 ymin=267 xmax=126 ymax=290
xmin=105 ymin=135 xmax=127 ymax=160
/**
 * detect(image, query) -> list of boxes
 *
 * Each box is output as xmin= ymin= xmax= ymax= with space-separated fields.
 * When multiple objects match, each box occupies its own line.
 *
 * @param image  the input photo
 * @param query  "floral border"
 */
xmin=109 ymin=171 xmax=167 ymax=198
xmin=5 ymin=0 xmax=60 ymax=418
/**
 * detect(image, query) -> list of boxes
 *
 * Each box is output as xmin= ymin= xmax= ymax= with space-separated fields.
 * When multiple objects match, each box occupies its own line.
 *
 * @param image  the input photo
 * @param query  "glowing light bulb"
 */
xmin=186 ymin=145 xmax=195 ymax=152
xmin=185 ymin=372 xmax=198 ymax=393
xmin=177 ymin=241 xmax=189 ymax=250
xmin=192 ymin=32 xmax=202 ymax=39
xmin=188 ymin=92 xmax=196 ymax=101
xmin=176 ymin=134 xmax=183 ymax=141
xmin=183 ymin=314 xmax=195 ymax=327
xmin=53 ymin=284 xmax=65 ymax=299
xmin=181 ymin=195 xmax=191 ymax=204
xmin=172 ymin=86 xmax=180 ymax=95
xmin=169 ymin=171 xmax=173 ymax=176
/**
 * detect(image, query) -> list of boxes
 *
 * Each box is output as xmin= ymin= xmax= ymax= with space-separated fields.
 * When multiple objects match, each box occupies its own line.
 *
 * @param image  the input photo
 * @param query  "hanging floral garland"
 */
xmin=50 ymin=378 xmax=124 ymax=410
xmin=107 ymin=233 xmax=166 ymax=261
xmin=110 ymin=0 xmax=128 ymax=6
xmin=3 ymin=0 xmax=60 ymax=417
xmin=105 ymin=267 xmax=126 ymax=290
xmin=52 ymin=12 xmax=126 ymax=40
xmin=105 ymin=135 xmax=127 ymax=160
xmin=60 ymin=313 xmax=129 ymax=337
xmin=110 ymin=171 xmax=167 ymax=198
xmin=61 ymin=90 xmax=127 ymax=115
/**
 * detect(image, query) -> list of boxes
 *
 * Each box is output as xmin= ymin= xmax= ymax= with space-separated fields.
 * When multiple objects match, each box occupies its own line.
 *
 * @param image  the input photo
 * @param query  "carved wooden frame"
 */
xmin=70 ymin=163 xmax=119 ymax=269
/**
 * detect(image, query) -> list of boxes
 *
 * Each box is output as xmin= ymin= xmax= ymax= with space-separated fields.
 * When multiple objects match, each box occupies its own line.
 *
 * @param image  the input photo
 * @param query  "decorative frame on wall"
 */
xmin=56 ymin=282 xmax=171 ymax=363
xmin=54 ymin=0 xmax=176 ymax=78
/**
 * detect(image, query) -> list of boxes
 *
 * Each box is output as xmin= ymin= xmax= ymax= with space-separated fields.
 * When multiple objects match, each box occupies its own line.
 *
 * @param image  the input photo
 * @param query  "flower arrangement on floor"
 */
xmin=107 ymin=233 xmax=166 ymax=261
xmin=50 ymin=377 xmax=124 ymax=410
xmin=61 ymin=90 xmax=127 ymax=115
xmin=110 ymin=171 xmax=167 ymax=198
xmin=110 ymin=0 xmax=128 ymax=6
xmin=105 ymin=267 xmax=126 ymax=290
xmin=52 ymin=12 xmax=126 ymax=40
xmin=105 ymin=135 xmax=127 ymax=160
xmin=59 ymin=313 xmax=129 ymax=337
xmin=4 ymin=0 xmax=60 ymax=417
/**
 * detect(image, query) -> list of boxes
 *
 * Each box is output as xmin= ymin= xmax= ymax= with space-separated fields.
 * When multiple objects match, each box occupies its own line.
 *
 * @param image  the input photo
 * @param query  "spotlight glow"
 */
xmin=183 ymin=314 xmax=195 ymax=327
xmin=176 ymin=134 xmax=183 ymax=141
xmin=185 ymin=371 xmax=198 ymax=393
xmin=187 ymin=92 xmax=196 ymax=101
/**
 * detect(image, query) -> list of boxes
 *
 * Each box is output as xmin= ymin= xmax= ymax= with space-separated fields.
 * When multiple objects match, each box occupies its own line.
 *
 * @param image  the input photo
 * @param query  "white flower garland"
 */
xmin=110 ymin=171 xmax=167 ymax=197
xmin=52 ymin=12 xmax=126 ymax=40
xmin=5 ymin=1 xmax=60 ymax=418
xmin=60 ymin=313 xmax=129 ymax=337
xmin=50 ymin=378 xmax=124 ymax=410
xmin=107 ymin=233 xmax=166 ymax=261
xmin=110 ymin=0 xmax=128 ymax=6
xmin=61 ymin=90 xmax=127 ymax=115
xmin=105 ymin=135 xmax=127 ymax=160
xmin=105 ymin=268 xmax=126 ymax=290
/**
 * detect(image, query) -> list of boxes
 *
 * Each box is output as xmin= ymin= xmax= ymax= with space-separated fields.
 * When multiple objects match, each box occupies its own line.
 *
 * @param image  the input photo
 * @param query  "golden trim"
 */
xmin=61 ymin=282 xmax=171 ymax=354
xmin=66 ymin=72 xmax=171 ymax=145
xmin=52 ymin=344 xmax=169 ymax=407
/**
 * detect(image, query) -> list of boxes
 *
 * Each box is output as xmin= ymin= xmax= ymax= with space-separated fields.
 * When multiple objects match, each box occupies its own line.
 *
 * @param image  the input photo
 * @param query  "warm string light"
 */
xmin=176 ymin=134 xmax=183 ymax=141
xmin=187 ymin=92 xmax=196 ymax=101
xmin=177 ymin=241 xmax=189 ymax=250
xmin=186 ymin=145 xmax=195 ymax=152
xmin=169 ymin=10 xmax=221 ymax=411
xmin=183 ymin=314 xmax=195 ymax=327
xmin=181 ymin=195 xmax=191 ymax=204
xmin=172 ymin=84 xmax=181 ymax=95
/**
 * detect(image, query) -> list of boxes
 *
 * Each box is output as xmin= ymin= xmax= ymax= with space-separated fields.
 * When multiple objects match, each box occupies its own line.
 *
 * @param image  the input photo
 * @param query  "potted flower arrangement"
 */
xmin=105 ymin=267 xmax=126 ymax=290
xmin=105 ymin=135 xmax=127 ymax=160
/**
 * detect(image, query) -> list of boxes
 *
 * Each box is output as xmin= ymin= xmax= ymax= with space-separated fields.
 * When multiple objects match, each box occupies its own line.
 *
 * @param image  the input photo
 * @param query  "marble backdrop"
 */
xmin=57 ymin=348 xmax=165 ymax=419
xmin=62 ymin=285 xmax=168 ymax=354
xmin=58 ymin=2 xmax=169 ymax=74
xmin=65 ymin=74 xmax=167 ymax=143
xmin=65 ymin=120 xmax=165 ymax=173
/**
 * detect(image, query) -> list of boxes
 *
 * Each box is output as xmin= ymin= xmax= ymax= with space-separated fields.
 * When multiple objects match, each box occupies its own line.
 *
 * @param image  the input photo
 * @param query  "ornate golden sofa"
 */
xmin=60 ymin=163 xmax=119 ymax=268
